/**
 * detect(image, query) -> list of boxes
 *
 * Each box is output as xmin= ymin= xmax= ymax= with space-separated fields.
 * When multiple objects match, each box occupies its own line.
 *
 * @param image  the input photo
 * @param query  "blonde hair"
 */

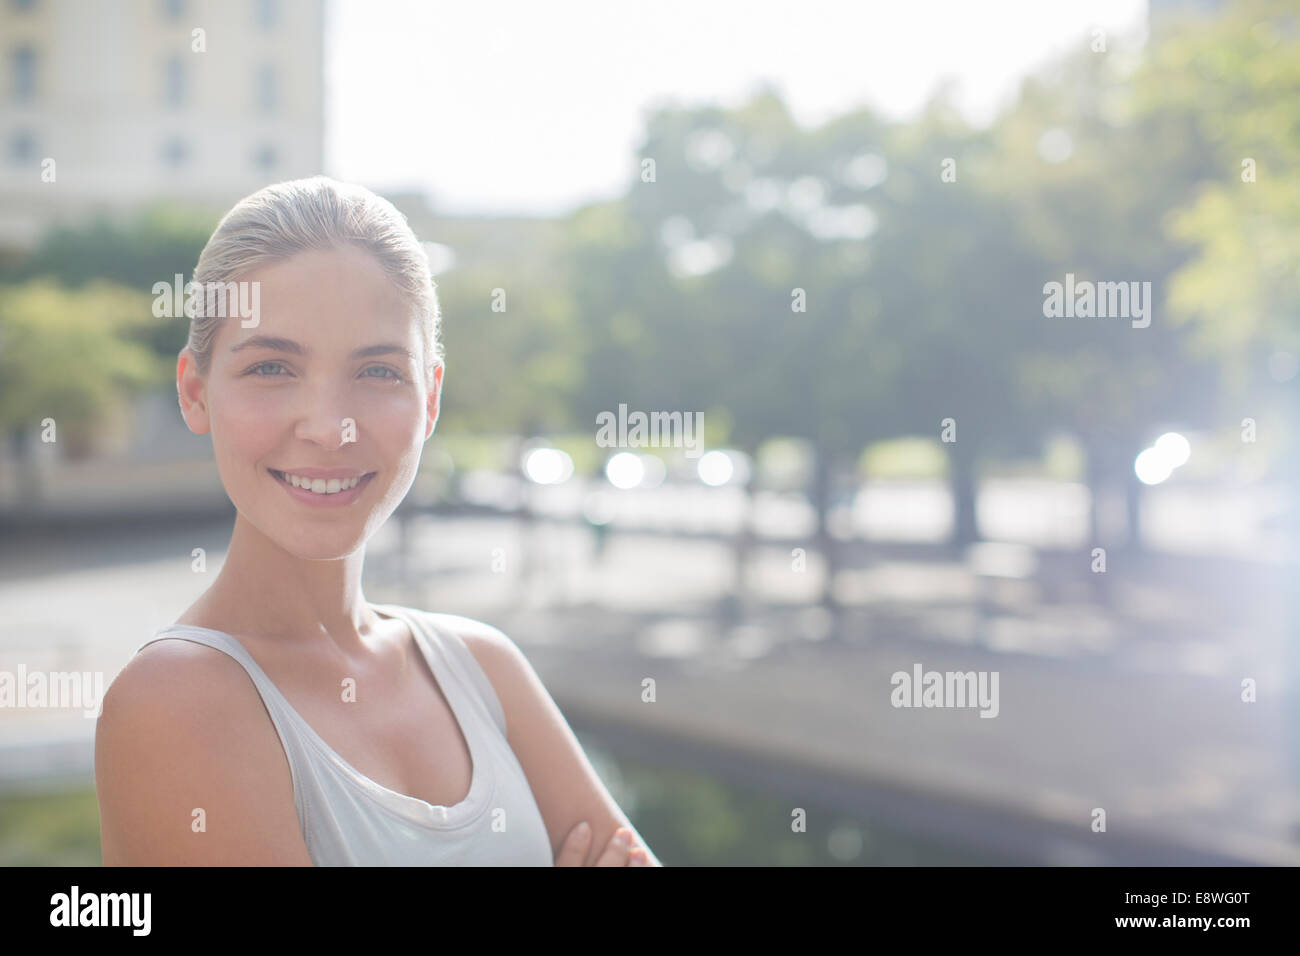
xmin=187 ymin=176 xmax=443 ymax=382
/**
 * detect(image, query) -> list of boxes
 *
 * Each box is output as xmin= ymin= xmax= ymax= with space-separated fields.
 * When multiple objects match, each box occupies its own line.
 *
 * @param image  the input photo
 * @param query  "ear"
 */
xmin=424 ymin=363 xmax=444 ymax=441
xmin=177 ymin=348 xmax=211 ymax=435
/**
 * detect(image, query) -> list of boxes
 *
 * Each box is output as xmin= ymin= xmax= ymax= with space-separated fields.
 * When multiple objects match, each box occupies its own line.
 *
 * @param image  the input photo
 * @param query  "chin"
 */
xmin=237 ymin=505 xmax=380 ymax=561
xmin=278 ymin=528 xmax=371 ymax=561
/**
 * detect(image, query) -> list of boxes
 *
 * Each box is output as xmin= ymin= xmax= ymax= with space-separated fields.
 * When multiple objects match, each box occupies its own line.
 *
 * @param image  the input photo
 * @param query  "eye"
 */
xmin=247 ymin=361 xmax=288 ymax=376
xmin=361 ymin=365 xmax=403 ymax=382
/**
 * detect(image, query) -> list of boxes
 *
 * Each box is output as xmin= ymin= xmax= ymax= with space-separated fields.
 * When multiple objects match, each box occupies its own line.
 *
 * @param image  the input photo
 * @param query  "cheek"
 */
xmin=368 ymin=392 xmax=429 ymax=461
xmin=209 ymin=389 xmax=287 ymax=464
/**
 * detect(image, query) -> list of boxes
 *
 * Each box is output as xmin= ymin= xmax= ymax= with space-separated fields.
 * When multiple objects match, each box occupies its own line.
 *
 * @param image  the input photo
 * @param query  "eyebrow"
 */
xmin=229 ymin=335 xmax=416 ymax=362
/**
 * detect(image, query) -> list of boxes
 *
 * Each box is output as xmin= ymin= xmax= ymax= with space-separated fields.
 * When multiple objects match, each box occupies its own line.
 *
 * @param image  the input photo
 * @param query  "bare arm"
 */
xmin=444 ymin=616 xmax=663 ymax=867
xmin=95 ymin=642 xmax=312 ymax=866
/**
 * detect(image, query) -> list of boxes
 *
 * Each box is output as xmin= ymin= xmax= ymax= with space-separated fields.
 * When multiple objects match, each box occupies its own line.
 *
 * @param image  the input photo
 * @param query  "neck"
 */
xmin=196 ymin=512 xmax=382 ymax=652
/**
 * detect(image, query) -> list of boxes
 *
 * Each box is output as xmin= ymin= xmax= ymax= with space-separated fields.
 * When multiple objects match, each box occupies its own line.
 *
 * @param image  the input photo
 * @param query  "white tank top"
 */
xmin=134 ymin=603 xmax=554 ymax=866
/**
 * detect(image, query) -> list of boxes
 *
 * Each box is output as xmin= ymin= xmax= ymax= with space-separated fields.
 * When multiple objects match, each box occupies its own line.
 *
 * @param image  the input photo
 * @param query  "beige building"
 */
xmin=0 ymin=0 xmax=324 ymax=249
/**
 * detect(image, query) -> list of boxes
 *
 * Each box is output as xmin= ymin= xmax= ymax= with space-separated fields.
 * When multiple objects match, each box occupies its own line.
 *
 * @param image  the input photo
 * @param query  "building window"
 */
xmin=255 ymin=0 xmax=278 ymax=29
xmin=13 ymin=46 xmax=35 ymax=103
xmin=161 ymin=0 xmax=185 ymax=19
xmin=9 ymin=129 xmax=35 ymax=164
xmin=253 ymin=143 xmax=277 ymax=170
xmin=255 ymin=64 xmax=276 ymax=112
xmin=164 ymin=57 xmax=185 ymax=108
xmin=161 ymin=138 xmax=189 ymax=167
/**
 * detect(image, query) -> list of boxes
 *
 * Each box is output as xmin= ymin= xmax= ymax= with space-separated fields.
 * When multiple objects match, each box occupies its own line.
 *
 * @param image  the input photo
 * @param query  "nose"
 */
xmin=291 ymin=379 xmax=356 ymax=449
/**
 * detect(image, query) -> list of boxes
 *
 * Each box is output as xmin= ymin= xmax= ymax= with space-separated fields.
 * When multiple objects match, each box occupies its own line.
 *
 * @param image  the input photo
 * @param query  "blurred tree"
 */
xmin=867 ymin=90 xmax=1047 ymax=549
xmin=1139 ymin=0 xmax=1300 ymax=434
xmin=0 ymin=280 xmax=166 ymax=507
xmin=0 ymin=203 xmax=219 ymax=365
xmin=988 ymin=39 xmax=1224 ymax=559
xmin=432 ymin=216 xmax=588 ymax=437
xmin=578 ymin=87 xmax=906 ymax=631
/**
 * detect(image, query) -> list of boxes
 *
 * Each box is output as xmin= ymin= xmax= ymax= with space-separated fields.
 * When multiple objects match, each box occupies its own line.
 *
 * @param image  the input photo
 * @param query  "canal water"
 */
xmin=576 ymin=731 xmax=1022 ymax=866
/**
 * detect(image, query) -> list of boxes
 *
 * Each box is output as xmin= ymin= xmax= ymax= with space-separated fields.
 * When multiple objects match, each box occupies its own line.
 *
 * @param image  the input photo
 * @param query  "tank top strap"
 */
xmin=376 ymin=604 xmax=509 ymax=738
xmin=136 ymin=627 xmax=290 ymax=710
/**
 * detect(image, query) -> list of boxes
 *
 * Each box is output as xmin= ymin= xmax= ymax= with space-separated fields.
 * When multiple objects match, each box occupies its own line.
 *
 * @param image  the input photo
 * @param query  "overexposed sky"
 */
xmin=326 ymin=0 xmax=1147 ymax=216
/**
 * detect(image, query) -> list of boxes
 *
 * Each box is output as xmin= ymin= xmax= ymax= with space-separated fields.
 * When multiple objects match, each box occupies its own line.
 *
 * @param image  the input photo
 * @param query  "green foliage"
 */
xmin=1 ymin=203 xmax=219 ymax=364
xmin=0 ymin=279 xmax=167 ymax=451
xmin=572 ymin=87 xmax=903 ymax=457
xmin=1143 ymin=0 xmax=1300 ymax=389
xmin=433 ymin=217 xmax=586 ymax=435
xmin=968 ymin=36 xmax=1229 ymax=474
xmin=1131 ymin=0 xmax=1300 ymax=472
xmin=4 ymin=203 xmax=217 ymax=290
xmin=0 ymin=785 xmax=102 ymax=866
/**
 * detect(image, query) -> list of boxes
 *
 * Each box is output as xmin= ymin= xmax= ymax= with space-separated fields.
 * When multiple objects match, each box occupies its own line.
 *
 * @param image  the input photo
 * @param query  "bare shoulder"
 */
xmin=426 ymin=611 xmax=514 ymax=645
xmin=95 ymin=639 xmax=310 ymax=865
xmin=425 ymin=612 xmax=524 ymax=673
xmin=104 ymin=638 xmax=262 ymax=726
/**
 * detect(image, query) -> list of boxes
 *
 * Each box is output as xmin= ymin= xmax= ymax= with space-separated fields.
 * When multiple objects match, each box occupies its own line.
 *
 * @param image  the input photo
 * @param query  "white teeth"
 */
xmin=277 ymin=471 xmax=365 ymax=494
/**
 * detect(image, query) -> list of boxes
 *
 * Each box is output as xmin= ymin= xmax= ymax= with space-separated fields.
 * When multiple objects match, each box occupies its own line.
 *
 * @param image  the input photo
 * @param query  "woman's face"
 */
xmin=177 ymin=245 xmax=442 ymax=560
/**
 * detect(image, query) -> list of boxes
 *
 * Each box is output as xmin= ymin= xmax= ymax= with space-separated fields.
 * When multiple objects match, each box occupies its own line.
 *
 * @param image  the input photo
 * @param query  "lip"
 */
xmin=269 ymin=468 xmax=377 ymax=508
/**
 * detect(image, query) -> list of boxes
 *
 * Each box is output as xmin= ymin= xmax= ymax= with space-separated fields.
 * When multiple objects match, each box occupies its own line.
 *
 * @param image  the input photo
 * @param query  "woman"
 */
xmin=95 ymin=177 xmax=661 ymax=867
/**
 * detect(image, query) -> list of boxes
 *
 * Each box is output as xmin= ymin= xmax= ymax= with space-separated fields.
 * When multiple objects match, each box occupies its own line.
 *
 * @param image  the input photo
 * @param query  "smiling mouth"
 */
xmin=268 ymin=469 xmax=377 ymax=495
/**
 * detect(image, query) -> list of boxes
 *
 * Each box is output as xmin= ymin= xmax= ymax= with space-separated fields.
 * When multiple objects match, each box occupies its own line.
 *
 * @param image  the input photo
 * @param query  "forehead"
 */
xmin=254 ymin=245 xmax=409 ymax=318
xmin=218 ymin=245 xmax=419 ymax=352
